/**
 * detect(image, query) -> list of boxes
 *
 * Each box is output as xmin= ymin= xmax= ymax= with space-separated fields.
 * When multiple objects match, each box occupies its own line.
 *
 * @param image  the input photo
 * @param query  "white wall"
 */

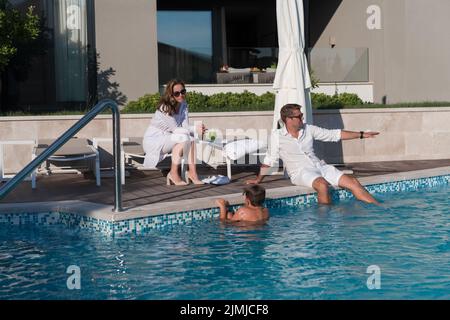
xmin=94 ymin=0 xmax=159 ymax=104
xmin=1 ymin=107 xmax=449 ymax=173
xmin=310 ymin=0 xmax=450 ymax=103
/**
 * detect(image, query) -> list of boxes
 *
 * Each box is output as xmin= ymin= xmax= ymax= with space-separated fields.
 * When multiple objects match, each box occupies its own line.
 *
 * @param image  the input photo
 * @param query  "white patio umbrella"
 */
xmin=273 ymin=0 xmax=312 ymax=129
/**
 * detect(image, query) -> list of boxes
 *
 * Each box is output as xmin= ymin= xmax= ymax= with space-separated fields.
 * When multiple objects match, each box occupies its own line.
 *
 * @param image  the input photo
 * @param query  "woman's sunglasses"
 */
xmin=173 ymin=89 xmax=187 ymax=97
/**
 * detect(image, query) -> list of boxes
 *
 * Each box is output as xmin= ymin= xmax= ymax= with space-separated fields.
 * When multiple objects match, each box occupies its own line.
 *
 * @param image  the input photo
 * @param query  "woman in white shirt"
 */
xmin=143 ymin=79 xmax=206 ymax=185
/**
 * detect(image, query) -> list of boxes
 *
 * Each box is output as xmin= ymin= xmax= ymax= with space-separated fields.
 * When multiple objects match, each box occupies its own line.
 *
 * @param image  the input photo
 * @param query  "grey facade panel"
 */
xmin=310 ymin=0 xmax=450 ymax=103
xmin=94 ymin=0 xmax=159 ymax=105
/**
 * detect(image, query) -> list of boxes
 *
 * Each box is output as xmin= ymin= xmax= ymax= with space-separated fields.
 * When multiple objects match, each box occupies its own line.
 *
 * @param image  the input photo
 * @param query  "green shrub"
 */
xmin=186 ymin=91 xmax=211 ymax=111
xmin=205 ymin=91 xmax=275 ymax=111
xmin=311 ymin=92 xmax=363 ymax=109
xmin=207 ymin=92 xmax=229 ymax=109
xmin=311 ymin=93 xmax=341 ymax=108
xmin=256 ymin=92 xmax=276 ymax=108
xmin=0 ymin=1 xmax=40 ymax=72
xmin=122 ymin=91 xmax=369 ymax=113
xmin=336 ymin=92 xmax=364 ymax=106
xmin=122 ymin=90 xmax=277 ymax=113
xmin=3 ymin=96 xmax=449 ymax=116
xmin=122 ymin=93 xmax=160 ymax=113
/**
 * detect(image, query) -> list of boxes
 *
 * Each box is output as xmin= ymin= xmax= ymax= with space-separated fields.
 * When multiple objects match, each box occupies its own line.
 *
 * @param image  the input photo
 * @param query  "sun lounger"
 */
xmin=33 ymin=138 xmax=100 ymax=186
xmin=0 ymin=139 xmax=36 ymax=188
xmin=122 ymin=137 xmax=186 ymax=184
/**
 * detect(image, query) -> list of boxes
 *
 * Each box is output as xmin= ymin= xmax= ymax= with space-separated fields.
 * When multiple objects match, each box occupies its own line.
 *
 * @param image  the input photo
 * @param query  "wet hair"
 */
xmin=158 ymin=78 xmax=186 ymax=116
xmin=280 ymin=103 xmax=302 ymax=124
xmin=243 ymin=185 xmax=266 ymax=207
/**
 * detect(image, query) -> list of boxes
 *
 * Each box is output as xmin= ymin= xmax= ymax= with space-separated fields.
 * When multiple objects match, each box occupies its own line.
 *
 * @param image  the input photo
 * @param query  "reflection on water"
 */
xmin=0 ymin=185 xmax=449 ymax=299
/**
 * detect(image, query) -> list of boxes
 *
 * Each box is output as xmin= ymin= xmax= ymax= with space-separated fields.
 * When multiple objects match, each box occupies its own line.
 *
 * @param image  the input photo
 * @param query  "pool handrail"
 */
xmin=0 ymin=99 xmax=123 ymax=212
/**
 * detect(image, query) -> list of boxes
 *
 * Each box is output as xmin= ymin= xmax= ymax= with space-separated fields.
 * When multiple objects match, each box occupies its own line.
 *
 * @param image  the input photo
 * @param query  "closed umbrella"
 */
xmin=273 ymin=0 xmax=312 ymax=129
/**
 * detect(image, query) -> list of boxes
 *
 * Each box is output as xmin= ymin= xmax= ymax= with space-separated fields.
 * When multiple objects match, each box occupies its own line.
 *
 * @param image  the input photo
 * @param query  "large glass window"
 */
xmin=54 ymin=0 xmax=88 ymax=103
xmin=156 ymin=0 xmax=277 ymax=85
xmin=1 ymin=0 xmax=95 ymax=111
xmin=157 ymin=11 xmax=213 ymax=85
xmin=224 ymin=2 xmax=277 ymax=70
xmin=1 ymin=0 xmax=56 ymax=111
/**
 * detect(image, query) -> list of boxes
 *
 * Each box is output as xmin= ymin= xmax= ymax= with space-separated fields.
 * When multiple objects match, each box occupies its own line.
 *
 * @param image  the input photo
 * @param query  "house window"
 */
xmin=157 ymin=10 xmax=213 ymax=85
xmin=54 ymin=0 xmax=89 ymax=104
xmin=156 ymin=0 xmax=277 ymax=85
xmin=224 ymin=3 xmax=278 ymax=69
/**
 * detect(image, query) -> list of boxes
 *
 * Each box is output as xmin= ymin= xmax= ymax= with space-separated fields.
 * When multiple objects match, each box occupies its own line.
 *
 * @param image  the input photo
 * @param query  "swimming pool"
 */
xmin=0 ymin=184 xmax=449 ymax=300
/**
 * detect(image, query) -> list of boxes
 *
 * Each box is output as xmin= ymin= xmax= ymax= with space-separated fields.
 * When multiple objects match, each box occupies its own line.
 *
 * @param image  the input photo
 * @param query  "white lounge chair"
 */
xmin=0 ymin=139 xmax=36 ymax=188
xmin=122 ymin=137 xmax=186 ymax=184
xmin=33 ymin=138 xmax=100 ymax=187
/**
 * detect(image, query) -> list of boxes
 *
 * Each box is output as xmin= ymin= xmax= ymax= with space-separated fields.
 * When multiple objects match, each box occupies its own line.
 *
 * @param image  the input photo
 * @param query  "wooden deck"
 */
xmin=1 ymin=159 xmax=450 ymax=209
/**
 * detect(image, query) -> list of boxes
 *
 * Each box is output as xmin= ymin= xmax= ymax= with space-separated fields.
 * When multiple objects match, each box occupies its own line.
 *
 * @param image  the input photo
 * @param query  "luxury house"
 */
xmin=3 ymin=0 xmax=450 ymax=111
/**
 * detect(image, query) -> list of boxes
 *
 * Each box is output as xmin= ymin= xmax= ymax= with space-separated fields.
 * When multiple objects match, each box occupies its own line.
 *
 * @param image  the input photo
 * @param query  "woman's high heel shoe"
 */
xmin=166 ymin=172 xmax=188 ymax=186
xmin=184 ymin=171 xmax=205 ymax=185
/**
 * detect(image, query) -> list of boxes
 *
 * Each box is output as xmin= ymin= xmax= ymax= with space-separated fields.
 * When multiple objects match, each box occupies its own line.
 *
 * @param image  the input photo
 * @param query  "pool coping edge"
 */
xmin=1 ymin=165 xmax=449 ymax=224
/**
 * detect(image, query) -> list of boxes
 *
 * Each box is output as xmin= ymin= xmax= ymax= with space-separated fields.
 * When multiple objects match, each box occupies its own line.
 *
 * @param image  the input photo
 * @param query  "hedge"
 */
xmin=2 ymin=93 xmax=449 ymax=116
xmin=121 ymin=91 xmax=366 ymax=114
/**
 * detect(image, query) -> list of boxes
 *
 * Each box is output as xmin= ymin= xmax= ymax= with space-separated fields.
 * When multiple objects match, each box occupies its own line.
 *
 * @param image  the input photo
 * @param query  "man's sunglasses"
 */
xmin=288 ymin=114 xmax=303 ymax=120
xmin=173 ymin=89 xmax=187 ymax=97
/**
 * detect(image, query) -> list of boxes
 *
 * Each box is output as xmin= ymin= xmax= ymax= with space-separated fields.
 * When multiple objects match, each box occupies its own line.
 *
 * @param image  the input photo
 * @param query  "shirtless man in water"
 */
xmin=215 ymin=185 xmax=269 ymax=222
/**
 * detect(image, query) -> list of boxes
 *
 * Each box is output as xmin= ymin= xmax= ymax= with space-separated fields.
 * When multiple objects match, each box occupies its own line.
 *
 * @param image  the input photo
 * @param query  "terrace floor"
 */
xmin=1 ymin=159 xmax=450 ymax=210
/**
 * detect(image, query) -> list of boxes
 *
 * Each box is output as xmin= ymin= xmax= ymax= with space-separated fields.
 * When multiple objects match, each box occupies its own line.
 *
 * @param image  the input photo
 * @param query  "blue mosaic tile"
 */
xmin=1 ymin=174 xmax=449 ymax=235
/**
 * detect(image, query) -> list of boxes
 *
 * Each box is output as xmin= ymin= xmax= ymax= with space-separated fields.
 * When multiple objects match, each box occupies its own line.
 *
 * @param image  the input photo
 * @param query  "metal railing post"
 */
xmin=112 ymin=104 xmax=122 ymax=212
xmin=0 ymin=99 xmax=123 ymax=212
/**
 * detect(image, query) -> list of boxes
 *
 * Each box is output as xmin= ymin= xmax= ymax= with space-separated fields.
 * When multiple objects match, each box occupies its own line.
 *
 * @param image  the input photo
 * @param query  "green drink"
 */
xmin=206 ymin=130 xmax=216 ymax=142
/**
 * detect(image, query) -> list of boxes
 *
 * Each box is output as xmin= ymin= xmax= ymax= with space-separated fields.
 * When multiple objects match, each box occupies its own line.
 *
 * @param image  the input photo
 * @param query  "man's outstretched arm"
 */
xmin=341 ymin=130 xmax=379 ymax=140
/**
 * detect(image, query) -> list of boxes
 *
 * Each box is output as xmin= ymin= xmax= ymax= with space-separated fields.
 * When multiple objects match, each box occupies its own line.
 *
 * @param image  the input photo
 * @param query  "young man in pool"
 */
xmin=215 ymin=185 xmax=269 ymax=222
xmin=246 ymin=103 xmax=380 ymax=205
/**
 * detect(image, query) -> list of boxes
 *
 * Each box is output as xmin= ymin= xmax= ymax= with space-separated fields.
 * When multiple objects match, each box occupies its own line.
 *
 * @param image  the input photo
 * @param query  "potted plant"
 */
xmin=266 ymin=62 xmax=277 ymax=73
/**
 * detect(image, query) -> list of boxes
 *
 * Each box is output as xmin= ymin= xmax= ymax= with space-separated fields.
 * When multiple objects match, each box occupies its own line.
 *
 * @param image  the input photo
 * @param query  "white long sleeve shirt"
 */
xmin=262 ymin=124 xmax=342 ymax=178
xmin=143 ymin=101 xmax=194 ymax=168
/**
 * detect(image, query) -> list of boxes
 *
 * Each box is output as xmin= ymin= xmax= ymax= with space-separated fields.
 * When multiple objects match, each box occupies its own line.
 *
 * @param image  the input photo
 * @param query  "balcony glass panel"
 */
xmin=308 ymin=47 xmax=369 ymax=82
xmin=157 ymin=10 xmax=213 ymax=85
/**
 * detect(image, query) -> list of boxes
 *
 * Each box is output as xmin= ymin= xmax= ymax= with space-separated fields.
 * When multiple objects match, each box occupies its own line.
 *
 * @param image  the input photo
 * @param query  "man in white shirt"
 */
xmin=246 ymin=103 xmax=379 ymax=205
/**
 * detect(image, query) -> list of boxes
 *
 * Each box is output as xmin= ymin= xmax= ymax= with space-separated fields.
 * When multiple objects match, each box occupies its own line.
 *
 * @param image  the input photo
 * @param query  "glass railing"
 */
xmin=215 ymin=47 xmax=278 ymax=84
xmin=308 ymin=47 xmax=369 ymax=82
xmin=226 ymin=46 xmax=279 ymax=70
xmin=158 ymin=43 xmax=213 ymax=84
xmin=159 ymin=46 xmax=369 ymax=85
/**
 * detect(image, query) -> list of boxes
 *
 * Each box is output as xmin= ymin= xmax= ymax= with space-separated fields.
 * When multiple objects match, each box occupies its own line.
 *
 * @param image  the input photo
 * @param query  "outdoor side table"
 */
xmin=198 ymin=139 xmax=232 ymax=179
xmin=198 ymin=137 xmax=266 ymax=180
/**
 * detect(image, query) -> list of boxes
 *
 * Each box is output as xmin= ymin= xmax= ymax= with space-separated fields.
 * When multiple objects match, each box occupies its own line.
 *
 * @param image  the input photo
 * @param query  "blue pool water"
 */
xmin=0 ymin=185 xmax=449 ymax=300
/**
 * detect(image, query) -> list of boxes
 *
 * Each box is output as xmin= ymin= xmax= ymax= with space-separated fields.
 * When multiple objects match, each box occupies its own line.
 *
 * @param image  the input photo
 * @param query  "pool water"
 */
xmin=1 ymin=185 xmax=449 ymax=300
